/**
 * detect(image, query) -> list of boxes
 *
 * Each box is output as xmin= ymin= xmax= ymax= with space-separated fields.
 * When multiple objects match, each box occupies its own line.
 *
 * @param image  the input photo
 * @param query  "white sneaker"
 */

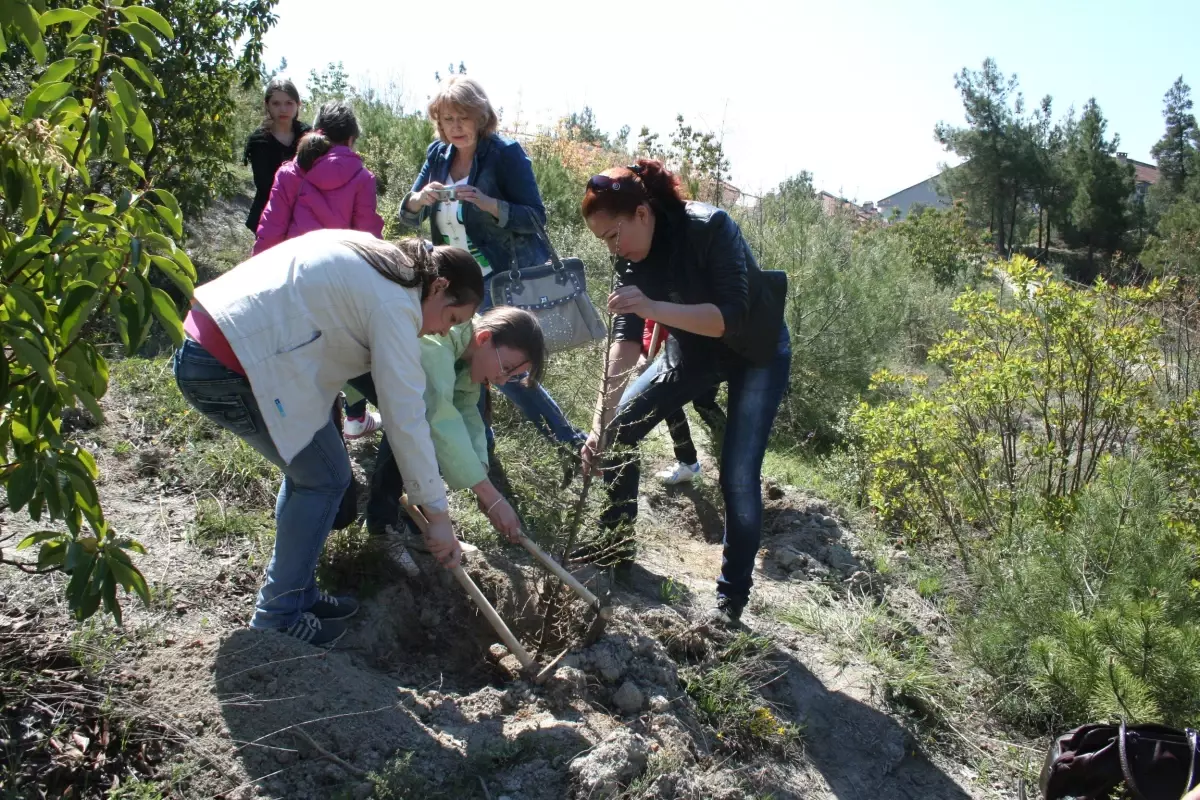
xmin=343 ymin=410 xmax=382 ymax=440
xmin=656 ymin=462 xmax=700 ymax=485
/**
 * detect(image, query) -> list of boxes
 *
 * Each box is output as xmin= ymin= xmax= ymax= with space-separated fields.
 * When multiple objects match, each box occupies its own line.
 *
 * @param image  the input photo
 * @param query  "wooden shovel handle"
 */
xmin=449 ymin=564 xmax=534 ymax=670
xmin=402 ymin=496 xmax=535 ymax=671
xmin=517 ymin=535 xmax=602 ymax=611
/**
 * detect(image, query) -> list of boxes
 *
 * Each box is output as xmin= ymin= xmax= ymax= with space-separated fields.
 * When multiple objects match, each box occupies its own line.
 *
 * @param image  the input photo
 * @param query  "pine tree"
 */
xmin=1064 ymin=99 xmax=1133 ymax=265
xmin=1149 ymin=77 xmax=1198 ymax=205
xmin=935 ymin=58 xmax=1040 ymax=255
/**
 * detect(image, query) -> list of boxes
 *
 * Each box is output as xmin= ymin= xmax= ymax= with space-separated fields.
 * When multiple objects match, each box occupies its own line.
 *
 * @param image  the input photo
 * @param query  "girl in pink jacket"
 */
xmin=253 ymin=101 xmax=385 ymax=255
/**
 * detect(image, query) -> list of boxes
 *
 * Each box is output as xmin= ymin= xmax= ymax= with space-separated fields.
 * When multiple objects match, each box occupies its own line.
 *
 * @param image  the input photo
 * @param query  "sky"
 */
xmin=261 ymin=0 xmax=1200 ymax=204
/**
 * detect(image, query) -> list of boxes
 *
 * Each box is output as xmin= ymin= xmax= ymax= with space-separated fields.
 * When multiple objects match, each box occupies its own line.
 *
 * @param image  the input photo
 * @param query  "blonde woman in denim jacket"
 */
xmin=368 ymin=76 xmax=583 ymax=535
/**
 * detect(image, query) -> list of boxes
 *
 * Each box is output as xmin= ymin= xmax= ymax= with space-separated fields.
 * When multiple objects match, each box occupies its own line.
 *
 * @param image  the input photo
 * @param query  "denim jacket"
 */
xmin=399 ymin=134 xmax=550 ymax=274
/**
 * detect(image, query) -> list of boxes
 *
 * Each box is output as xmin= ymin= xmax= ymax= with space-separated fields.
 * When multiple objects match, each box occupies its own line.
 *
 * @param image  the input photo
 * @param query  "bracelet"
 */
xmin=485 ymin=497 xmax=504 ymax=516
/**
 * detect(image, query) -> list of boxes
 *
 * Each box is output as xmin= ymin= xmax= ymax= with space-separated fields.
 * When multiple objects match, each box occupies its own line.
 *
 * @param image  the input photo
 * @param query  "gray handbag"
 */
xmin=490 ymin=222 xmax=606 ymax=353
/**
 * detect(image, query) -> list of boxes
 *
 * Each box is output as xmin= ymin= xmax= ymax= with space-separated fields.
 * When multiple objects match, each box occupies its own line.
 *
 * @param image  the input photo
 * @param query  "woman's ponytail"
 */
xmin=295 ymin=130 xmax=332 ymax=171
xmin=630 ymin=159 xmax=686 ymax=214
xmin=296 ymin=100 xmax=361 ymax=171
xmin=340 ymin=237 xmax=484 ymax=307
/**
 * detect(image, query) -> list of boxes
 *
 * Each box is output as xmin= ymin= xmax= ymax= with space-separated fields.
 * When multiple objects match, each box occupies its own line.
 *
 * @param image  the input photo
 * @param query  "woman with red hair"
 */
xmin=579 ymin=160 xmax=790 ymax=627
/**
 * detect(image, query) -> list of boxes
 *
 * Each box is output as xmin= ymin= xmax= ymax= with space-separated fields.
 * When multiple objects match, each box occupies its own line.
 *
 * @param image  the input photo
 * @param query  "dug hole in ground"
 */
xmin=0 ymin=201 xmax=1014 ymax=800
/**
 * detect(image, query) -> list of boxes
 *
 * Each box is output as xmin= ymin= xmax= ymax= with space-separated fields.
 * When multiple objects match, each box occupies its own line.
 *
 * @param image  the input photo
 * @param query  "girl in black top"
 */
xmin=579 ymin=160 xmax=791 ymax=627
xmin=242 ymin=78 xmax=311 ymax=233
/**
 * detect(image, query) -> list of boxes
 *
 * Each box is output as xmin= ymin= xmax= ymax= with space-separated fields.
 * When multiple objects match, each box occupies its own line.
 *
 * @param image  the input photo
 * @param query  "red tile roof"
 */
xmin=1128 ymin=158 xmax=1159 ymax=186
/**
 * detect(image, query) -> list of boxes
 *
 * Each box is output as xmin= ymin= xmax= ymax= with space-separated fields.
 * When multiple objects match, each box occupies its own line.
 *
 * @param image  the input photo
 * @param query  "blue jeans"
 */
xmin=603 ymin=325 xmax=792 ymax=606
xmin=479 ymin=281 xmax=584 ymax=447
xmin=173 ymin=339 xmax=351 ymax=630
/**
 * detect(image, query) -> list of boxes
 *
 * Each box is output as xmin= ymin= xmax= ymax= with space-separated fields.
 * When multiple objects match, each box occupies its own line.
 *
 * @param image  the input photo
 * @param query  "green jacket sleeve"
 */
xmin=421 ymin=325 xmax=488 ymax=491
xmin=453 ymin=355 xmax=489 ymax=468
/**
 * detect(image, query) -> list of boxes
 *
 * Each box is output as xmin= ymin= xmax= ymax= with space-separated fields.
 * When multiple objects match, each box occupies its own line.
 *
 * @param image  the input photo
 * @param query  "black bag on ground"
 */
xmin=1039 ymin=721 xmax=1199 ymax=800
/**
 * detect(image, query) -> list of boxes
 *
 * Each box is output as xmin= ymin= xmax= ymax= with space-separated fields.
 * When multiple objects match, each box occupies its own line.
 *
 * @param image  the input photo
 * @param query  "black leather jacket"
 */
xmin=613 ymin=201 xmax=787 ymax=368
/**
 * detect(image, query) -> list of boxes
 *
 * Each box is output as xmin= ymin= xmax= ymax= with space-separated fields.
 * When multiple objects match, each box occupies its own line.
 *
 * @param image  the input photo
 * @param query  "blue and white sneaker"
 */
xmin=656 ymin=461 xmax=700 ymax=486
xmin=309 ymin=591 xmax=359 ymax=621
xmin=281 ymin=612 xmax=347 ymax=648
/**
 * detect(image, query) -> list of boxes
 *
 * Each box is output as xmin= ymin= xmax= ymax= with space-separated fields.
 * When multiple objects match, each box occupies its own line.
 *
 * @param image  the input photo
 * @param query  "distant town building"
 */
xmin=875 ymin=156 xmax=1159 ymax=223
xmin=1116 ymin=153 xmax=1159 ymax=202
xmin=876 ymin=174 xmax=951 ymax=221
xmin=816 ymin=191 xmax=878 ymax=223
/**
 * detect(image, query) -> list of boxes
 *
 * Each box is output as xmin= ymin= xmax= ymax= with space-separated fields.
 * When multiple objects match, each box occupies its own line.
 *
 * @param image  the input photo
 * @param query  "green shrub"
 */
xmin=737 ymin=186 xmax=950 ymax=445
xmin=967 ymin=458 xmax=1200 ymax=728
xmin=0 ymin=2 xmax=196 ymax=623
xmin=852 ymin=256 xmax=1166 ymax=564
xmin=892 ymin=202 xmax=989 ymax=287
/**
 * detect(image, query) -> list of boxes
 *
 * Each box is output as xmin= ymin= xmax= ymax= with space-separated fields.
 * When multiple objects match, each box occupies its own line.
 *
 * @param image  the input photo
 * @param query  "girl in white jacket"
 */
xmin=174 ymin=229 xmax=484 ymax=647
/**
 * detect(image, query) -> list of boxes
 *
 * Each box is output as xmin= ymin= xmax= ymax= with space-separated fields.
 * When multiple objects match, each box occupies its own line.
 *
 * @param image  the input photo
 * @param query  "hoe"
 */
xmin=400 ymin=495 xmax=610 ymax=680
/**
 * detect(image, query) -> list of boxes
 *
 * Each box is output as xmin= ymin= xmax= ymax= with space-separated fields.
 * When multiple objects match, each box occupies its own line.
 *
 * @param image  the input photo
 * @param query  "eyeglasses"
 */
xmin=493 ymin=345 xmax=512 ymax=383
xmin=493 ymin=345 xmax=528 ymax=384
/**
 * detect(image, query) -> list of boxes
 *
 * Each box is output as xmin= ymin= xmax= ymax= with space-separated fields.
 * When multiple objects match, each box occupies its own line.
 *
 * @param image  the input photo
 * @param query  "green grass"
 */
xmin=69 ymin=620 xmax=127 ymax=677
xmin=658 ymin=577 xmax=685 ymax=605
xmin=761 ymin=445 xmax=864 ymax=510
xmin=108 ymin=356 xmax=280 ymax=505
xmin=191 ymin=497 xmax=275 ymax=567
xmin=107 ymin=357 xmax=207 ymax=448
xmin=192 ymin=498 xmax=274 ymax=544
xmin=317 ymin=524 xmax=392 ymax=598
xmin=777 ymin=585 xmax=952 ymax=724
xmin=681 ymin=632 xmax=803 ymax=755
xmin=106 ymin=779 xmax=167 ymax=799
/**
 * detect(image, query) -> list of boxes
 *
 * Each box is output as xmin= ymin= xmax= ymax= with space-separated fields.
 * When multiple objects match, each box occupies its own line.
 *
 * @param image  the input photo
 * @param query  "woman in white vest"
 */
xmin=174 ymin=229 xmax=484 ymax=647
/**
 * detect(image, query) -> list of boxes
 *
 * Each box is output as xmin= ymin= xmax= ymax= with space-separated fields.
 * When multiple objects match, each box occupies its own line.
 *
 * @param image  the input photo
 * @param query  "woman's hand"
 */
xmin=472 ymin=479 xmax=522 ymax=543
xmin=483 ymin=496 xmax=523 ymax=543
xmin=580 ymin=431 xmax=603 ymax=476
xmin=407 ymin=181 xmax=446 ymax=213
xmin=608 ymin=286 xmax=657 ymax=318
xmin=454 ymin=185 xmax=500 ymax=220
xmin=420 ymin=510 xmax=461 ymax=568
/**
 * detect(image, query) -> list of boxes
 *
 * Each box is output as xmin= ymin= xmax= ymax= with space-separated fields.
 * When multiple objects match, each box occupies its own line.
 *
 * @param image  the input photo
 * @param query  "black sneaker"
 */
xmin=309 ymin=591 xmax=359 ymax=621
xmin=280 ymin=612 xmax=347 ymax=648
xmin=705 ymin=596 xmax=744 ymax=628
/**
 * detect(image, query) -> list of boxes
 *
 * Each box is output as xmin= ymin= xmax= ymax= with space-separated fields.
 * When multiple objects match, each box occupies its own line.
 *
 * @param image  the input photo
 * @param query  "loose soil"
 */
xmin=0 ymin=197 xmax=1028 ymax=799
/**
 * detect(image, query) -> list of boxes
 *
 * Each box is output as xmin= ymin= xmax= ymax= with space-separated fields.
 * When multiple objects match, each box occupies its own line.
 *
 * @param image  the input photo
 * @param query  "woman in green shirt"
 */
xmin=349 ymin=306 xmax=546 ymax=543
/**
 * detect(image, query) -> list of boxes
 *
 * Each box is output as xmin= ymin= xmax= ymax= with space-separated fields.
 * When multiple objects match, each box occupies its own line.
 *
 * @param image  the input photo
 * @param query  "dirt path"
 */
xmin=1 ymin=395 xmax=999 ymax=799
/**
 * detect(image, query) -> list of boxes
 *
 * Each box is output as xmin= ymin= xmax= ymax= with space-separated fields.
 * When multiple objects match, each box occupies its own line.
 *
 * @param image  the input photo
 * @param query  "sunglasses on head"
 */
xmin=586 ymin=164 xmax=646 ymax=194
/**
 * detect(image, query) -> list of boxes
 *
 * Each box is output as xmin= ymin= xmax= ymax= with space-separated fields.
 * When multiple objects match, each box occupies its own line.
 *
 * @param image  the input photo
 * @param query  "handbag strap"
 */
xmin=1119 ymin=720 xmax=1151 ymax=800
xmin=1186 ymin=729 xmax=1199 ymax=794
xmin=504 ymin=214 xmax=565 ymax=280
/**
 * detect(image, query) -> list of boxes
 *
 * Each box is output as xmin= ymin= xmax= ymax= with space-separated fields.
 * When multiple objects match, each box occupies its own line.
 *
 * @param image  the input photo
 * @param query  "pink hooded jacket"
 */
xmin=252 ymin=145 xmax=385 ymax=255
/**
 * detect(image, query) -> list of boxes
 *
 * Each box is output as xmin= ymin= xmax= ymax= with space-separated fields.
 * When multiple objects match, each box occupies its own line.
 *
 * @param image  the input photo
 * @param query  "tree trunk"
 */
xmin=1008 ymin=190 xmax=1020 ymax=257
xmin=992 ymin=193 xmax=1004 ymax=254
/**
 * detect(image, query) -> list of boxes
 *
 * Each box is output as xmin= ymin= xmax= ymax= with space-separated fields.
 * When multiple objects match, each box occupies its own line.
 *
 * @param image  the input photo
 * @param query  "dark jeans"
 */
xmin=173 ymin=340 xmax=352 ymax=629
xmin=603 ymin=325 xmax=791 ymax=607
xmin=664 ymin=385 xmax=723 ymax=466
xmin=345 ymin=373 xmax=404 ymax=533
